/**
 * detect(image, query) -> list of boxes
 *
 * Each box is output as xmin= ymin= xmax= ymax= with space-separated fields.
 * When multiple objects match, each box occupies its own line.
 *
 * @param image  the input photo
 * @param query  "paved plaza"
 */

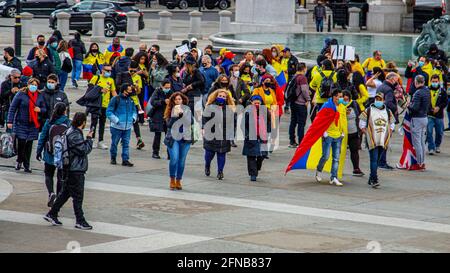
xmin=1 ymin=13 xmax=450 ymax=253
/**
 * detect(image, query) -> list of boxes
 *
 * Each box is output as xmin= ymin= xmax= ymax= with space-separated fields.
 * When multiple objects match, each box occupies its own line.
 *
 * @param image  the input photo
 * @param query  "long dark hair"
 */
xmin=86 ymin=43 xmax=100 ymax=57
xmin=133 ymin=51 xmax=149 ymax=70
xmin=154 ymin=52 xmax=169 ymax=67
xmin=50 ymin=102 xmax=67 ymax=123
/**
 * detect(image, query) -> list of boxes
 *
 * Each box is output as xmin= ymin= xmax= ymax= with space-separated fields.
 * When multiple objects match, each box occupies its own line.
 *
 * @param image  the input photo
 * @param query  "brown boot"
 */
xmin=175 ymin=179 xmax=182 ymax=190
xmin=170 ymin=177 xmax=176 ymax=190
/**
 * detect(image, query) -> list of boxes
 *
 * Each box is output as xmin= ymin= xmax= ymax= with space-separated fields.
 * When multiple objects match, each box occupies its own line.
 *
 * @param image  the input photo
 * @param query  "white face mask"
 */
xmin=175 ymin=72 xmax=180 ymax=78
xmin=233 ymin=71 xmax=240 ymax=78
xmin=272 ymin=52 xmax=277 ymax=58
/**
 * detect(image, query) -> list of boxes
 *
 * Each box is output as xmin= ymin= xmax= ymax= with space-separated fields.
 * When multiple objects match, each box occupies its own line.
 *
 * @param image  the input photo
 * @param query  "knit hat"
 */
xmin=250 ymin=95 xmax=263 ymax=103
xmin=22 ymin=66 xmax=33 ymax=77
xmin=184 ymin=53 xmax=197 ymax=65
xmin=224 ymin=51 xmax=236 ymax=60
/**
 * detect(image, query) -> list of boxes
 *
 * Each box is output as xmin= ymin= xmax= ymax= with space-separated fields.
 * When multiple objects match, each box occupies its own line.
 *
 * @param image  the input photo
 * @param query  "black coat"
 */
xmin=202 ymin=103 xmax=234 ymax=154
xmin=3 ymin=57 xmax=23 ymax=72
xmin=408 ymin=86 xmax=431 ymax=118
xmin=164 ymin=109 xmax=195 ymax=147
xmin=428 ymin=88 xmax=448 ymax=119
xmin=149 ymin=87 xmax=173 ymax=132
xmin=208 ymin=80 xmax=251 ymax=106
xmin=0 ymin=79 xmax=25 ymax=111
xmin=241 ymin=107 xmax=270 ymax=157
xmin=41 ymin=87 xmax=69 ymax=120
xmin=31 ymin=57 xmax=55 ymax=89
xmin=377 ymin=80 xmax=398 ymax=123
xmin=182 ymin=69 xmax=205 ymax=105
xmin=76 ymin=84 xmax=102 ymax=114
xmin=68 ymin=39 xmax=86 ymax=61
xmin=66 ymin=126 xmax=93 ymax=173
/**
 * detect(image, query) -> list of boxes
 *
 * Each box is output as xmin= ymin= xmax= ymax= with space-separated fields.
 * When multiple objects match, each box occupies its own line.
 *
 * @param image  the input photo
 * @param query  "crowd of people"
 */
xmin=0 ymin=29 xmax=449 ymax=230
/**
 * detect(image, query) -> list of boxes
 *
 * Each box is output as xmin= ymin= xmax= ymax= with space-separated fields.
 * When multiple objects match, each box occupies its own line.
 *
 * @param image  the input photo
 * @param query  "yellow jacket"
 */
xmin=351 ymin=62 xmax=365 ymax=76
xmin=83 ymin=52 xmax=106 ymax=66
xmin=252 ymin=87 xmax=278 ymax=110
xmin=362 ymin=57 xmax=386 ymax=72
xmin=90 ymin=75 xmax=116 ymax=108
xmin=326 ymin=104 xmax=345 ymax=138
xmin=355 ymin=83 xmax=369 ymax=111
xmin=103 ymin=44 xmax=125 ymax=65
xmin=310 ymin=70 xmax=338 ymax=104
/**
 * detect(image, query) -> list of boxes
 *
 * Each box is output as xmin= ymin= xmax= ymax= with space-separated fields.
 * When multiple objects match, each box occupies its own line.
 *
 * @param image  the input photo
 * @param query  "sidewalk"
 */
xmin=136 ymin=3 xmax=235 ymax=13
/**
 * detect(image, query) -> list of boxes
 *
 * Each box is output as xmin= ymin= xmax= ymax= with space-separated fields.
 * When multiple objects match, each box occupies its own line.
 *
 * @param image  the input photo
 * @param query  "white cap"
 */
xmin=190 ymin=37 xmax=198 ymax=43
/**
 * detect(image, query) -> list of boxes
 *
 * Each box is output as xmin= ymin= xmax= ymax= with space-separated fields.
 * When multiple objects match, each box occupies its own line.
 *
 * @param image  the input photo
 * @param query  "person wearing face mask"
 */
xmin=26 ymin=35 xmax=53 ymax=65
xmin=0 ymin=69 xmax=26 ymax=129
xmin=7 ymin=78 xmax=47 ymax=172
xmin=200 ymin=55 xmax=219 ymax=103
xmin=150 ymin=52 xmax=169 ymax=90
xmin=3 ymin=47 xmax=22 ymax=72
xmin=30 ymin=49 xmax=55 ymax=90
xmin=68 ymin=32 xmax=86 ymax=88
xmin=106 ymin=84 xmax=138 ymax=167
xmin=44 ymin=112 xmax=94 ymax=231
xmin=41 ymin=74 xmax=69 ymax=124
xmin=426 ymin=43 xmax=448 ymax=64
xmin=82 ymin=43 xmax=106 ymax=81
xmin=359 ymin=92 xmax=395 ymax=188
xmin=426 ymin=75 xmax=448 ymax=155
xmin=104 ymin=37 xmax=125 ymax=66
xmin=46 ymin=37 xmax=62 ymax=77
xmin=149 ymin=79 xmax=174 ymax=159
xmin=203 ymin=90 xmax=236 ymax=180
xmin=57 ymin=40 xmax=72 ymax=92
xmin=220 ymin=51 xmax=236 ymax=77
xmin=229 ymin=64 xmax=251 ymax=107
xmin=189 ymin=38 xmax=202 ymax=59
xmin=208 ymin=74 xmax=234 ymax=101
xmin=166 ymin=64 xmax=183 ymax=92
xmin=88 ymin=64 xmax=117 ymax=150
xmin=252 ymin=74 xmax=278 ymax=112
xmin=405 ymin=56 xmax=430 ymax=96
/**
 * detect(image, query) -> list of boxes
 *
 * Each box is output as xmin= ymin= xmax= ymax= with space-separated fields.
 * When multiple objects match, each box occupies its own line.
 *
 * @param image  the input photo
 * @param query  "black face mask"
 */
xmin=202 ymin=63 xmax=207 ymax=67
xmin=221 ymin=82 xmax=229 ymax=87
xmin=191 ymin=42 xmax=197 ymax=48
xmin=38 ymin=41 xmax=45 ymax=46
xmin=91 ymin=49 xmax=98 ymax=53
xmin=264 ymin=83 xmax=274 ymax=89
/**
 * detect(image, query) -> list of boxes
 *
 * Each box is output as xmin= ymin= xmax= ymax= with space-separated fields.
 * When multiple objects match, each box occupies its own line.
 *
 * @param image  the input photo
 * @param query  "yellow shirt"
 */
xmin=355 ymin=83 xmax=369 ymax=111
xmin=90 ymin=75 xmax=116 ymax=108
xmin=361 ymin=58 xmax=386 ymax=72
xmin=351 ymin=62 xmax=365 ymax=77
xmin=240 ymin=74 xmax=252 ymax=83
xmin=431 ymin=89 xmax=440 ymax=108
xmin=326 ymin=104 xmax=345 ymax=138
xmin=130 ymin=74 xmax=142 ymax=107
xmin=252 ymin=87 xmax=278 ymax=110
xmin=309 ymin=70 xmax=338 ymax=104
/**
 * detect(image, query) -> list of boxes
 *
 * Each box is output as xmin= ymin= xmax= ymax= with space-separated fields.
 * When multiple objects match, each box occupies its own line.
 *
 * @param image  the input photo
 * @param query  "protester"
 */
xmin=252 ymin=74 xmax=278 ymax=112
xmin=405 ymin=56 xmax=431 ymax=96
xmin=239 ymin=51 xmax=255 ymax=68
xmin=0 ymin=69 xmax=25 ymax=128
xmin=134 ymin=51 xmax=150 ymax=124
xmin=365 ymin=67 xmax=385 ymax=107
xmin=239 ymin=62 xmax=253 ymax=86
xmin=427 ymin=74 xmax=448 ymax=155
xmin=82 ymin=43 xmax=106 ymax=81
xmin=427 ymin=43 xmax=448 ymax=64
xmin=7 ymin=78 xmax=47 ymax=172
xmin=181 ymin=53 xmax=205 ymax=114
xmin=31 ymin=49 xmax=55 ymax=89
xmin=113 ymin=47 xmax=134 ymax=79
xmin=44 ymin=112 xmax=93 ymax=230
xmin=150 ymin=52 xmax=169 ymax=90
xmin=359 ymin=92 xmax=395 ymax=188
xmin=3 ymin=47 xmax=22 ymax=72
xmin=343 ymin=90 xmax=364 ymax=176
xmin=57 ymin=40 xmax=72 ymax=92
xmin=47 ymin=36 xmax=61 ymax=77
xmin=166 ymin=64 xmax=183 ymax=92
xmin=309 ymin=59 xmax=337 ymax=119
xmin=68 ymin=32 xmax=86 ymax=88
xmin=200 ymin=55 xmax=220 ymax=102
xmin=26 ymin=35 xmax=52 ymax=64
xmin=362 ymin=50 xmax=386 ymax=77
xmin=220 ymin=51 xmax=236 ymax=77
xmin=229 ymin=64 xmax=251 ymax=107
xmin=104 ymin=37 xmax=125 ymax=65
xmin=40 ymin=74 xmax=69 ymax=122
xmin=36 ymin=102 xmax=70 ymax=207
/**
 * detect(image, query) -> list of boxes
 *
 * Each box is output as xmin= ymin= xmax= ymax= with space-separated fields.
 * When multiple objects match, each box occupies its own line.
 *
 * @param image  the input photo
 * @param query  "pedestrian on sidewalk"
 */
xmin=145 ymin=0 xmax=152 ymax=8
xmin=44 ymin=112 xmax=94 ymax=230
xmin=68 ymin=32 xmax=86 ymax=88
xmin=427 ymin=74 xmax=448 ymax=155
xmin=106 ymin=83 xmax=137 ymax=167
xmin=313 ymin=1 xmax=327 ymax=32
xmin=359 ymin=92 xmax=395 ymax=188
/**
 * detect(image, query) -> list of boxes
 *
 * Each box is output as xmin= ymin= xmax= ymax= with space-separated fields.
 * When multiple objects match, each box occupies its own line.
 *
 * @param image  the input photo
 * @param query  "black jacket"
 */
xmin=182 ymin=69 xmax=205 ymax=105
xmin=0 ymin=79 xmax=25 ymax=110
xmin=286 ymin=55 xmax=299 ymax=81
xmin=241 ymin=107 xmax=270 ymax=157
xmin=409 ymin=86 xmax=431 ymax=118
xmin=202 ymin=103 xmax=235 ymax=154
xmin=427 ymin=49 xmax=448 ymax=63
xmin=405 ymin=65 xmax=429 ymax=96
xmin=67 ymin=126 xmax=93 ymax=173
xmin=68 ymin=39 xmax=86 ymax=61
xmin=149 ymin=87 xmax=173 ymax=132
xmin=377 ymin=80 xmax=398 ymax=123
xmin=115 ymin=72 xmax=134 ymax=90
xmin=428 ymin=87 xmax=448 ymax=119
xmin=26 ymin=46 xmax=53 ymax=63
xmin=3 ymin=57 xmax=23 ymax=72
xmin=31 ymin=57 xmax=55 ymax=89
xmin=41 ymin=87 xmax=69 ymax=120
xmin=113 ymin=56 xmax=131 ymax=79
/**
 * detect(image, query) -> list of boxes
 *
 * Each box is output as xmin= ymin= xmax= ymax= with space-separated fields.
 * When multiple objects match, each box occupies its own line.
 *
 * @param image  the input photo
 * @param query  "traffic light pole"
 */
xmin=14 ymin=0 xmax=21 ymax=56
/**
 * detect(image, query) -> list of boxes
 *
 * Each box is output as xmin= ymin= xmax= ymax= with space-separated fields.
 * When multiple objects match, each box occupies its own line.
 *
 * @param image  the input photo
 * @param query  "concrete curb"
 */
xmin=140 ymin=9 xmax=235 ymax=13
xmin=0 ymin=178 xmax=13 ymax=204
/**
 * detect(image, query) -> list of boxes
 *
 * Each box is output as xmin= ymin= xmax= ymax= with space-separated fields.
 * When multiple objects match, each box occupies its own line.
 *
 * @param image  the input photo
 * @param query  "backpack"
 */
xmin=61 ymin=55 xmax=73 ymax=73
xmin=284 ymin=74 xmax=300 ymax=102
xmin=319 ymin=70 xmax=335 ymax=99
xmin=0 ymin=133 xmax=16 ymax=158
xmin=45 ymin=123 xmax=69 ymax=155
xmin=53 ymin=127 xmax=72 ymax=170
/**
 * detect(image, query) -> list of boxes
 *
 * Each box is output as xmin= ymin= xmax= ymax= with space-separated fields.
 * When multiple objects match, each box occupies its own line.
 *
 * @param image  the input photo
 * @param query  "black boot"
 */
xmin=217 ymin=171 xmax=224 ymax=180
xmin=205 ymin=166 xmax=211 ymax=177
xmin=15 ymin=162 xmax=22 ymax=171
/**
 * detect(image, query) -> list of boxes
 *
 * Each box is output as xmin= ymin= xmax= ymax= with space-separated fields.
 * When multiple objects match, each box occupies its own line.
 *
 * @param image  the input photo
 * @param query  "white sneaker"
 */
xmin=330 ymin=177 xmax=343 ymax=187
xmin=428 ymin=149 xmax=435 ymax=155
xmin=436 ymin=147 xmax=441 ymax=154
xmin=98 ymin=141 xmax=108 ymax=150
xmin=92 ymin=142 xmax=98 ymax=149
xmin=315 ymin=172 xmax=322 ymax=182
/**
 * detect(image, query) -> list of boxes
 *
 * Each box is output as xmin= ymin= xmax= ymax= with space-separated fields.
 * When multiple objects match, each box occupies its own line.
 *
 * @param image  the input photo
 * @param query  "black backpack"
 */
xmin=284 ymin=74 xmax=300 ymax=102
xmin=319 ymin=70 xmax=335 ymax=99
xmin=61 ymin=57 xmax=72 ymax=73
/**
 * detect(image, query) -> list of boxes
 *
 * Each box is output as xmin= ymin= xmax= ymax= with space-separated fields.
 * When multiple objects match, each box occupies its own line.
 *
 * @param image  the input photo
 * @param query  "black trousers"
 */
xmin=247 ymin=156 xmax=265 ymax=177
xmin=89 ymin=108 xmax=107 ymax=142
xmin=49 ymin=172 xmax=86 ymax=223
xmin=16 ymin=138 xmax=33 ymax=169
xmin=152 ymin=131 xmax=164 ymax=154
xmin=348 ymin=133 xmax=361 ymax=170
xmin=138 ymin=92 xmax=145 ymax=124
xmin=289 ymin=103 xmax=307 ymax=144
xmin=44 ymin=163 xmax=63 ymax=195
xmin=310 ymin=103 xmax=323 ymax=122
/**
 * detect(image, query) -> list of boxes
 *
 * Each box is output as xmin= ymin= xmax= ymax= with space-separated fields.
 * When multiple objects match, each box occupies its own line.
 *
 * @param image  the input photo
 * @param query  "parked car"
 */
xmin=49 ymin=0 xmax=145 ymax=37
xmin=160 ymin=0 xmax=230 ymax=10
xmin=0 ymin=0 xmax=70 ymax=18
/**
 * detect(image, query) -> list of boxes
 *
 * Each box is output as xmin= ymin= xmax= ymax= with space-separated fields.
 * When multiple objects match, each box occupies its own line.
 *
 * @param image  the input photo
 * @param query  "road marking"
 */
xmin=0 ymin=179 xmax=13 ymax=204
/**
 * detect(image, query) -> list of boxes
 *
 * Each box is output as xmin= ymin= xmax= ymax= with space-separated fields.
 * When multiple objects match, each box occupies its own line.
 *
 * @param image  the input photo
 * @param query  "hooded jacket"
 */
xmin=36 ymin=115 xmax=71 ymax=165
xmin=3 ymin=56 xmax=23 ymax=72
xmin=41 ymin=86 xmax=69 ymax=121
xmin=106 ymin=93 xmax=137 ymax=131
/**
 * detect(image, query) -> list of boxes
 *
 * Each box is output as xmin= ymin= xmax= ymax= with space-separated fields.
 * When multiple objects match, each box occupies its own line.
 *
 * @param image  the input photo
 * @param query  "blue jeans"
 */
xmin=110 ymin=127 xmax=131 ymax=161
xmin=58 ymin=71 xmax=68 ymax=92
xmin=369 ymin=146 xmax=384 ymax=180
xmin=71 ymin=59 xmax=82 ymax=82
xmin=168 ymin=140 xmax=191 ymax=180
xmin=447 ymin=110 xmax=450 ymax=128
xmin=315 ymin=18 xmax=324 ymax=32
xmin=427 ymin=117 xmax=444 ymax=151
xmin=204 ymin=149 xmax=226 ymax=172
xmin=317 ymin=136 xmax=342 ymax=180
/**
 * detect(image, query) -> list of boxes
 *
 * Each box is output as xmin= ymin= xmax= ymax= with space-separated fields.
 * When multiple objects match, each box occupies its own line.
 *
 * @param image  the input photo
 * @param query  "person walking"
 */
xmin=36 ymin=102 xmax=70 ymax=207
xmin=31 ymin=49 xmax=55 ymax=90
xmin=104 ymin=37 xmax=125 ymax=65
xmin=0 ymin=69 xmax=25 ymax=128
xmin=203 ymin=89 xmax=236 ymax=180
xmin=26 ymin=35 xmax=53 ymax=65
xmin=68 ymin=32 xmax=86 ymax=88
xmin=40 ymin=74 xmax=69 ymax=123
xmin=57 ymin=40 xmax=72 ymax=92
xmin=3 ymin=47 xmax=22 ymax=72
xmin=106 ymin=83 xmax=137 ymax=167
xmin=313 ymin=1 xmax=327 ymax=32
xmin=7 ymin=78 xmax=47 ymax=172
xmin=82 ymin=43 xmax=106 ymax=81
xmin=309 ymin=59 xmax=337 ymax=121
xmin=200 ymin=55 xmax=220 ymax=104
xmin=359 ymin=92 xmax=395 ymax=188
xmin=164 ymin=92 xmax=193 ymax=190
xmin=181 ymin=53 xmax=205 ymax=114
xmin=427 ymin=75 xmax=448 ymax=155
xmin=408 ymin=75 xmax=431 ymax=171
xmin=44 ymin=112 xmax=94 ymax=230
xmin=47 ymin=37 xmax=62 ymax=79
xmin=167 ymin=64 xmax=183 ymax=93
xmin=229 ymin=64 xmax=251 ymax=107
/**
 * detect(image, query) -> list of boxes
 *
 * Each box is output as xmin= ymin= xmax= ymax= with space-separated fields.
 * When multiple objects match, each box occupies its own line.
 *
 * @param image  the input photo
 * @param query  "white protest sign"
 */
xmin=176 ymin=44 xmax=190 ymax=56
xmin=331 ymin=45 xmax=355 ymax=61
xmin=0 ymin=64 xmax=14 ymax=86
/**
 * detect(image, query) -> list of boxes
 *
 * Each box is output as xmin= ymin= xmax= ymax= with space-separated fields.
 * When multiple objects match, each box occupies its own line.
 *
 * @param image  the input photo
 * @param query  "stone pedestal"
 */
xmin=157 ymin=11 xmax=173 ymax=40
xmin=347 ymin=7 xmax=360 ymax=32
xmin=90 ymin=12 xmax=105 ymax=43
xmin=295 ymin=8 xmax=308 ymax=31
xmin=188 ymin=11 xmax=202 ymax=40
xmin=21 ymin=12 xmax=33 ymax=45
xmin=219 ymin=10 xmax=232 ymax=33
xmin=367 ymin=0 xmax=406 ymax=32
xmin=56 ymin=12 xmax=71 ymax=40
xmin=125 ymin=11 xmax=140 ymax=42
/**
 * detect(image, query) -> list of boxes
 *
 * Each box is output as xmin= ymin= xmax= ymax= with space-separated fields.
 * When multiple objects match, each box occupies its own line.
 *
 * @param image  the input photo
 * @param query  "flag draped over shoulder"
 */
xmin=275 ymin=71 xmax=287 ymax=116
xmin=396 ymin=111 xmax=417 ymax=169
xmin=285 ymin=98 xmax=348 ymax=179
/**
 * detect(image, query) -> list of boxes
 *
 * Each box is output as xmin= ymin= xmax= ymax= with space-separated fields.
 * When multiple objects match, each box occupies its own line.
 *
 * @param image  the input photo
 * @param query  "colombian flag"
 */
xmin=143 ymin=85 xmax=150 ymax=118
xmin=275 ymin=71 xmax=287 ymax=116
xmin=285 ymin=98 xmax=348 ymax=179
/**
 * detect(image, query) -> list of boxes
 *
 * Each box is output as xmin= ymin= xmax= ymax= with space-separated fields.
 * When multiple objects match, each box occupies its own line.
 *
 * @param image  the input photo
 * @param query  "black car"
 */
xmin=0 ymin=0 xmax=69 ymax=18
xmin=160 ymin=0 xmax=230 ymax=10
xmin=49 ymin=1 xmax=145 ymax=37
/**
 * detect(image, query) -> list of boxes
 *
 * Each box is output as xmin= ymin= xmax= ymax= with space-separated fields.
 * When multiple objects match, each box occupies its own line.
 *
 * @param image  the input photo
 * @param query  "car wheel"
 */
xmin=178 ymin=0 xmax=188 ymax=9
xmin=78 ymin=29 xmax=90 ymax=35
xmin=218 ymin=0 xmax=229 ymax=10
xmin=104 ymin=20 xmax=117 ymax=37
xmin=6 ymin=6 xmax=16 ymax=18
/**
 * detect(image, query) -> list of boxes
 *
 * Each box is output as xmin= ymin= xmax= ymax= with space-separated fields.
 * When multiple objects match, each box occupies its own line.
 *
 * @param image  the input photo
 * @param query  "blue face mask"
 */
xmin=29 ymin=84 xmax=38 ymax=92
xmin=418 ymin=61 xmax=425 ymax=67
xmin=342 ymin=101 xmax=349 ymax=106
xmin=374 ymin=101 xmax=384 ymax=108
xmin=51 ymin=42 xmax=58 ymax=49
xmin=47 ymin=83 xmax=55 ymax=90
xmin=216 ymin=97 xmax=226 ymax=105
xmin=431 ymin=82 xmax=440 ymax=89
xmin=162 ymin=88 xmax=171 ymax=94
xmin=104 ymin=72 xmax=111 ymax=78
xmin=338 ymin=98 xmax=344 ymax=105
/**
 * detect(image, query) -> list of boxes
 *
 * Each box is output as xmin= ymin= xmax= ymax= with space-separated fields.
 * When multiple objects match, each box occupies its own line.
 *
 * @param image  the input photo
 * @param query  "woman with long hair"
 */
xmin=57 ymin=40 xmax=72 ymax=92
xmin=82 ymin=42 xmax=106 ymax=81
xmin=166 ymin=64 xmax=183 ymax=92
xmin=150 ymin=52 xmax=169 ymax=89
xmin=203 ymin=89 xmax=236 ymax=180
xmin=36 ymin=102 xmax=70 ymax=207
xmin=133 ymin=51 xmax=150 ymax=123
xmin=164 ymin=92 xmax=193 ymax=190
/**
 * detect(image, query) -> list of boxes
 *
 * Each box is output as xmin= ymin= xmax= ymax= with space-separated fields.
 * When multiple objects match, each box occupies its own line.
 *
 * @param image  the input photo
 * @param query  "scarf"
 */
xmin=252 ymin=106 xmax=267 ymax=141
xmin=27 ymin=91 xmax=40 ymax=128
